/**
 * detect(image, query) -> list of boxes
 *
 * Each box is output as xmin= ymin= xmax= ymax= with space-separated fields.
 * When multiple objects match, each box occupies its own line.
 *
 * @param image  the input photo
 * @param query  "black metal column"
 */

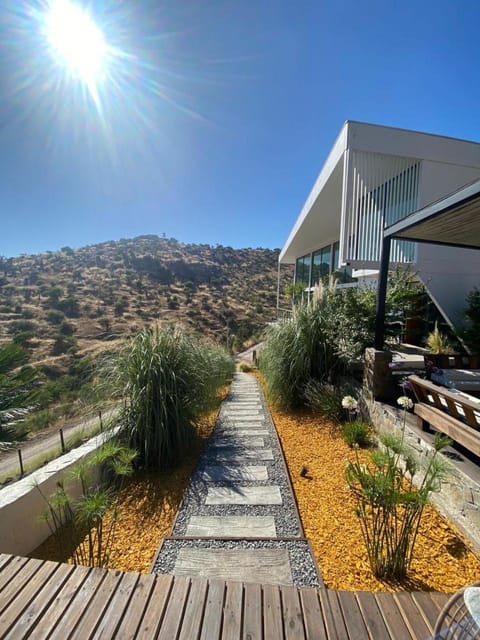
xmin=374 ymin=236 xmax=391 ymax=350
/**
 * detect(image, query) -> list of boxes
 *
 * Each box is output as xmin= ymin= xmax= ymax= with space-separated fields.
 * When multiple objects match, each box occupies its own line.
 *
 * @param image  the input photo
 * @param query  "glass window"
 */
xmin=332 ymin=242 xmax=340 ymax=271
xmin=311 ymin=245 xmax=332 ymax=285
xmin=295 ymin=254 xmax=311 ymax=286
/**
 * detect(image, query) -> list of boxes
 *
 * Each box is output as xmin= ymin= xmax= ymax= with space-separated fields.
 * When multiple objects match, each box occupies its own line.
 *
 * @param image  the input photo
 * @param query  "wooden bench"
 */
xmin=408 ymin=375 xmax=480 ymax=457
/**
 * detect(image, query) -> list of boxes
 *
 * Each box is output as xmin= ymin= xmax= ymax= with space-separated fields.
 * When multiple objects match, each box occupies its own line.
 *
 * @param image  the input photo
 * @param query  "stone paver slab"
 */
xmin=174 ymin=549 xmax=292 ymax=585
xmin=201 ymin=465 xmax=268 ymax=482
xmin=224 ymin=402 xmax=261 ymax=407
xmin=223 ymin=429 xmax=269 ymax=436
xmin=210 ymin=438 xmax=265 ymax=448
xmin=222 ymin=409 xmax=262 ymax=415
xmin=221 ymin=422 xmax=267 ymax=429
xmin=211 ymin=448 xmax=274 ymax=461
xmin=205 ymin=485 xmax=282 ymax=505
xmin=222 ymin=415 xmax=265 ymax=424
xmin=185 ymin=515 xmax=276 ymax=537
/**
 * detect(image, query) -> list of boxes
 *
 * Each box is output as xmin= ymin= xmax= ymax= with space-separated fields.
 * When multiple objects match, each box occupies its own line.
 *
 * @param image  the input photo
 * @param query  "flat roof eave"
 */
xmin=279 ymin=123 xmax=348 ymax=264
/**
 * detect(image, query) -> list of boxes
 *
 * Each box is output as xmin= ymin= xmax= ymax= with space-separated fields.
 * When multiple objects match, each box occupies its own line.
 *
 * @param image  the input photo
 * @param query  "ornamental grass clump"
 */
xmin=111 ymin=325 xmax=234 ymax=469
xmin=259 ymin=282 xmax=374 ymax=409
xmin=304 ymin=380 xmax=344 ymax=423
xmin=345 ymin=395 xmax=451 ymax=581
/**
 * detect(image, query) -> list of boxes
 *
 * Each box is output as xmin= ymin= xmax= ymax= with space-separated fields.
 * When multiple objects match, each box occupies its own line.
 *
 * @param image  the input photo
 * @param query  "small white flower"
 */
xmin=397 ymin=396 xmax=413 ymax=409
xmin=342 ymin=395 xmax=358 ymax=410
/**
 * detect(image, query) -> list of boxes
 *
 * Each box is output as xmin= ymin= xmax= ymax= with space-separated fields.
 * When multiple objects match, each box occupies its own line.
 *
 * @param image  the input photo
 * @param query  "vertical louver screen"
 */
xmin=341 ymin=151 xmax=419 ymax=266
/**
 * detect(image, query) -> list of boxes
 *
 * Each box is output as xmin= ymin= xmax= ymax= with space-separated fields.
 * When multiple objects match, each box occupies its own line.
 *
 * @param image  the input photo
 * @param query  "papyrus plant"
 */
xmin=345 ymin=398 xmax=451 ymax=580
xmin=38 ymin=440 xmax=136 ymax=568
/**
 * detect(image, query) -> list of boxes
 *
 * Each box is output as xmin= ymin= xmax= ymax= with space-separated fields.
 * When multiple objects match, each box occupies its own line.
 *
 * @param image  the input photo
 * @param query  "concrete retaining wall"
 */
xmin=0 ymin=428 xmax=119 ymax=556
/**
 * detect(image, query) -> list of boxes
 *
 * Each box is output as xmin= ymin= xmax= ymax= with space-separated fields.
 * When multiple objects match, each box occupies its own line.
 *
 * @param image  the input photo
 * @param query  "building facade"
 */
xmin=279 ymin=122 xmax=480 ymax=326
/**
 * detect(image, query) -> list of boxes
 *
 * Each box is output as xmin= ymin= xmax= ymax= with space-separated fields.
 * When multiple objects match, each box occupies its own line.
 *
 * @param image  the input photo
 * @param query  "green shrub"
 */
xmin=46 ymin=310 xmax=65 ymax=325
xmin=13 ymin=330 xmax=35 ymax=348
xmin=238 ymin=361 xmax=253 ymax=373
xmin=462 ymin=287 xmax=480 ymax=355
xmin=110 ymin=325 xmax=234 ymax=469
xmin=51 ymin=334 xmax=78 ymax=355
xmin=342 ymin=419 xmax=371 ymax=448
xmin=259 ymin=284 xmax=374 ymax=409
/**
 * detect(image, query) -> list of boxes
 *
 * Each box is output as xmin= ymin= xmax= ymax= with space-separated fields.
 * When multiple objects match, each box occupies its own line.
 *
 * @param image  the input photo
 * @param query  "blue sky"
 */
xmin=1 ymin=0 xmax=479 ymax=257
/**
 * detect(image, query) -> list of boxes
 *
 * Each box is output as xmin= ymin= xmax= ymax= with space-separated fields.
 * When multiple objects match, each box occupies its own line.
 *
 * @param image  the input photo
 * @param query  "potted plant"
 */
xmin=424 ymin=322 xmax=453 ymax=369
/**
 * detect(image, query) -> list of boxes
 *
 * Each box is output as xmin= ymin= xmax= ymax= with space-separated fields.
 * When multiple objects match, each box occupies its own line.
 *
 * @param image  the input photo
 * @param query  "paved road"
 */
xmin=236 ymin=342 xmax=263 ymax=365
xmin=0 ymin=408 xmax=118 ymax=481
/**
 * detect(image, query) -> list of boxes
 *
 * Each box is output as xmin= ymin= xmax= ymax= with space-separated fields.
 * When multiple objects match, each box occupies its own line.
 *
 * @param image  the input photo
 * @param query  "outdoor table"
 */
xmin=439 ymin=369 xmax=480 ymax=394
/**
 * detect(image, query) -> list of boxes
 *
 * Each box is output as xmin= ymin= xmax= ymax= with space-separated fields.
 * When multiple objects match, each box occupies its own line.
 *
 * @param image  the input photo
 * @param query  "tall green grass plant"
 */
xmin=111 ymin=325 xmax=234 ymax=469
xmin=259 ymin=283 xmax=374 ymax=409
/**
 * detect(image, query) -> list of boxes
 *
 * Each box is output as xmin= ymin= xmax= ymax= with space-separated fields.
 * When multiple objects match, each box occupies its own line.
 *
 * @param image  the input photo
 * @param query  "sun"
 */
xmin=43 ymin=0 xmax=107 ymax=101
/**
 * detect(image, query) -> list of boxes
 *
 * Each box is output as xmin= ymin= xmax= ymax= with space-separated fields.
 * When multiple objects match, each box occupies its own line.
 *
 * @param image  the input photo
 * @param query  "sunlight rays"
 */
xmin=43 ymin=0 xmax=107 ymax=107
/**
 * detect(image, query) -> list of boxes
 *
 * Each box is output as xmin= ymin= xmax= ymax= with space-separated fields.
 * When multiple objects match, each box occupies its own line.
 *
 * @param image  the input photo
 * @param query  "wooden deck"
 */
xmin=0 ymin=553 xmax=448 ymax=639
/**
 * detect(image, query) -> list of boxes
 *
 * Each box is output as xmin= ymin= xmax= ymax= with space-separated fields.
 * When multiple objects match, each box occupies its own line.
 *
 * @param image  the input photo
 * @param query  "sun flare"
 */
xmin=43 ymin=0 xmax=107 ymax=101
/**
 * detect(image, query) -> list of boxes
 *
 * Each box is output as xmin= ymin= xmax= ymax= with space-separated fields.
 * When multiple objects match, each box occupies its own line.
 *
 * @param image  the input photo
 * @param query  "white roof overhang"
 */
xmin=279 ymin=126 xmax=347 ymax=264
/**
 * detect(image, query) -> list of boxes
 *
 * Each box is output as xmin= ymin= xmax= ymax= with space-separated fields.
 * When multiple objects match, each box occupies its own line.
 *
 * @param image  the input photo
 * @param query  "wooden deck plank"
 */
xmin=3 ymin=562 xmax=74 ymax=640
xmin=0 ymin=554 xmax=457 ymax=640
xmin=27 ymin=564 xmax=92 ymax=638
xmin=70 ymin=568 xmax=124 ymax=638
xmin=393 ymin=592 xmax=432 ymax=639
xmin=0 ymin=560 xmax=60 ymax=637
xmin=114 ymin=573 xmax=157 ymax=639
xmin=243 ymin=582 xmax=262 ymax=640
xmin=354 ymin=591 xmax=392 ymax=640
xmin=94 ymin=571 xmax=140 ymax=638
xmin=336 ymin=592 xmax=370 ymax=639
xmin=178 ymin=578 xmax=208 ymax=640
xmin=429 ymin=591 xmax=450 ymax=611
xmin=0 ymin=555 xmax=30 ymax=594
xmin=411 ymin=591 xmax=444 ymax=633
xmin=157 ymin=576 xmax=191 ymax=640
xmin=47 ymin=566 xmax=107 ymax=637
xmin=375 ymin=593 xmax=414 ymax=640
xmin=222 ymin=580 xmax=243 ymax=640
xmin=281 ymin=585 xmax=306 ymax=640
xmin=299 ymin=588 xmax=327 ymax=640
xmin=321 ymin=590 xmax=349 ymax=640
xmin=135 ymin=573 xmax=173 ymax=638
xmin=199 ymin=580 xmax=225 ymax=640
xmin=263 ymin=583 xmax=284 ymax=640
xmin=0 ymin=553 xmax=14 ymax=573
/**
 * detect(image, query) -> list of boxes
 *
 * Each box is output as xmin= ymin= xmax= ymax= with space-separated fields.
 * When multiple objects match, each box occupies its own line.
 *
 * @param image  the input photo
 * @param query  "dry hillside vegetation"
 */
xmin=0 ymin=236 xmax=292 ymax=376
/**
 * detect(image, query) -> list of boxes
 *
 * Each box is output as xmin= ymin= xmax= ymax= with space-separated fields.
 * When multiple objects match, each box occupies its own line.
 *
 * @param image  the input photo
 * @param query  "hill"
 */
xmin=0 ymin=236 xmax=293 ymax=378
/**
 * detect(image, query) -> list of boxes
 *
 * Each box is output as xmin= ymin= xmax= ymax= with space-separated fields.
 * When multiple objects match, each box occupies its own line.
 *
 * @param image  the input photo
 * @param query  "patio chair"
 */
xmin=434 ymin=582 xmax=480 ymax=639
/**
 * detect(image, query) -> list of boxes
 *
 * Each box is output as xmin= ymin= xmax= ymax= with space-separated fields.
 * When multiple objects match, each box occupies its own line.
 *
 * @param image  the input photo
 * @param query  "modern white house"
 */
xmin=279 ymin=121 xmax=480 ymax=327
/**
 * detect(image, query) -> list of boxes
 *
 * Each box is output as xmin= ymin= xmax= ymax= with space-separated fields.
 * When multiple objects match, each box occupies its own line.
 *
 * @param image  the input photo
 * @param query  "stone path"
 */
xmin=152 ymin=372 xmax=321 ymax=588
